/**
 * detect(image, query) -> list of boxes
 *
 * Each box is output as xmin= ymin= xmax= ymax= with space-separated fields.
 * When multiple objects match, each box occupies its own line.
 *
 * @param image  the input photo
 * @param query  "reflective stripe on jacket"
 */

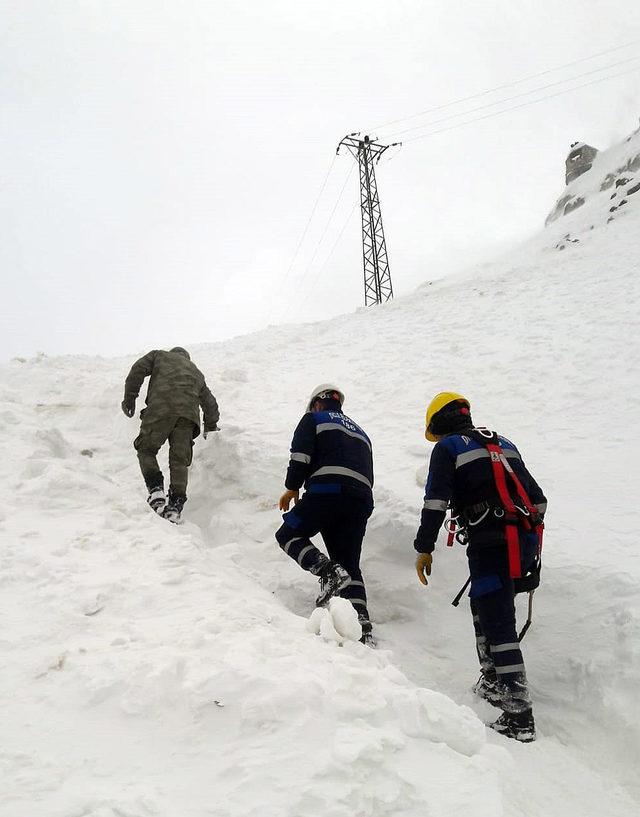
xmin=414 ymin=430 xmax=546 ymax=553
xmin=285 ymin=410 xmax=374 ymax=504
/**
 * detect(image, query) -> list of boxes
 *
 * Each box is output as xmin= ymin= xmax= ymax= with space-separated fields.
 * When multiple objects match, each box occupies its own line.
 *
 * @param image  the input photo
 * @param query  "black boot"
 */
xmin=163 ymin=491 xmax=186 ymax=524
xmin=146 ymin=479 xmax=165 ymax=515
xmin=358 ymin=615 xmax=376 ymax=647
xmin=490 ymin=710 xmax=536 ymax=743
xmin=311 ymin=555 xmax=351 ymax=606
xmin=472 ymin=672 xmax=502 ymax=708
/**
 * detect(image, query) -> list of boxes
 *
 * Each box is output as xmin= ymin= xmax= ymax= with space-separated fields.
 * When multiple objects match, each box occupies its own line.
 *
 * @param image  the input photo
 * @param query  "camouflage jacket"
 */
xmin=123 ymin=349 xmax=219 ymax=436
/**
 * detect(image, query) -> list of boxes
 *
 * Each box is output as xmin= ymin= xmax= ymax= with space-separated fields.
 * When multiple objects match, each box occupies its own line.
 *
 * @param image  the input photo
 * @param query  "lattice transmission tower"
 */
xmin=337 ymin=133 xmax=400 ymax=306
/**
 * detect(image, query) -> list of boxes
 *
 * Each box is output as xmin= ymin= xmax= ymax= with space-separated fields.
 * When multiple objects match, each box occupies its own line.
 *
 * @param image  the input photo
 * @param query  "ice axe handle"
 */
xmin=518 ymin=591 xmax=535 ymax=641
xmin=451 ymin=576 xmax=471 ymax=607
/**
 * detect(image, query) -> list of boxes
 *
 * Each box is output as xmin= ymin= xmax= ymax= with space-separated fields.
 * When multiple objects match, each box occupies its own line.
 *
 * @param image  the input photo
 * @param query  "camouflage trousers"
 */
xmin=134 ymin=415 xmax=196 ymax=497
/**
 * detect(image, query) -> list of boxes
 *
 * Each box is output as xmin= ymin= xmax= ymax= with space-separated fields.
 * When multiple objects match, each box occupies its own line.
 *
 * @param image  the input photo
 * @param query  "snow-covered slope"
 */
xmin=2 ymin=132 xmax=640 ymax=817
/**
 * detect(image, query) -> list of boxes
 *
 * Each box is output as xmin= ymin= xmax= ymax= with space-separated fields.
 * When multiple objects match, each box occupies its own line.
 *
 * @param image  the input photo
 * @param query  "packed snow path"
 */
xmin=2 ymin=136 xmax=640 ymax=816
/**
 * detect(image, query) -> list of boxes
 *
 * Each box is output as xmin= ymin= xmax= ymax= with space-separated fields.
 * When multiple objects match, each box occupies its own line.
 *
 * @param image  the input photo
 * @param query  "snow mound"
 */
xmin=3 ymin=125 xmax=640 ymax=815
xmin=307 ymin=597 xmax=363 ymax=643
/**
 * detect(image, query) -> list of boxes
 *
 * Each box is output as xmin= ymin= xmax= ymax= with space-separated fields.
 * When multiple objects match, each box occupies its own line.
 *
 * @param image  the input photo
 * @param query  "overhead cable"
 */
xmin=297 ymin=202 xmax=359 ymax=313
xmin=282 ymin=164 xmax=356 ymax=321
xmin=373 ymin=39 xmax=640 ymax=132
xmin=385 ymin=54 xmax=640 ymax=140
xmin=401 ymin=64 xmax=640 ymax=144
xmin=381 ymin=53 xmax=640 ymax=140
xmin=282 ymin=154 xmax=337 ymax=286
xmin=294 ymin=164 xmax=356 ymax=289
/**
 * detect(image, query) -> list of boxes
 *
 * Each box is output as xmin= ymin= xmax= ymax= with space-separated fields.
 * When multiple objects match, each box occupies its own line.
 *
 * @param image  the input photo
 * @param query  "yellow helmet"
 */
xmin=425 ymin=392 xmax=470 ymax=441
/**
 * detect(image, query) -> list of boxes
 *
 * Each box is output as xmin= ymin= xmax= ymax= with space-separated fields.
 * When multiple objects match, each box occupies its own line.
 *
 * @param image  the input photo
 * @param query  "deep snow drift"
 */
xmin=2 ymin=130 xmax=640 ymax=817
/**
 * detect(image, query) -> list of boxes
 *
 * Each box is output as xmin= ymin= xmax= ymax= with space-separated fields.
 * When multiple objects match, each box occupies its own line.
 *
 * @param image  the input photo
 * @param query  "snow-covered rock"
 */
xmin=546 ymin=127 xmax=640 ymax=226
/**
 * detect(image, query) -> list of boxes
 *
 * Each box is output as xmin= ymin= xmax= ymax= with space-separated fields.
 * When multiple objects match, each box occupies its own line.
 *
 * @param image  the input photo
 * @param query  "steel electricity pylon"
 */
xmin=337 ymin=133 xmax=400 ymax=306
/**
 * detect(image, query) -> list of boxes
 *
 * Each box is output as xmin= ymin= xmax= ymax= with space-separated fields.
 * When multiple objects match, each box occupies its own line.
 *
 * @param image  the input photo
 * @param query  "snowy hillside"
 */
xmin=2 ymin=130 xmax=640 ymax=817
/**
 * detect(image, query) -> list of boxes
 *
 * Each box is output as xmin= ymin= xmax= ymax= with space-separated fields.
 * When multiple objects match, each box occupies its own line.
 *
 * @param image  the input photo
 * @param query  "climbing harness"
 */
xmin=447 ymin=429 xmax=544 ymax=622
xmin=467 ymin=428 xmax=544 ymax=579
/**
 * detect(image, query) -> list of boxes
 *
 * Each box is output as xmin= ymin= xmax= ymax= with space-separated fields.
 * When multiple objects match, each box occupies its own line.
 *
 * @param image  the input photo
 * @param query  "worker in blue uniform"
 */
xmin=414 ymin=392 xmax=547 ymax=742
xmin=276 ymin=384 xmax=375 ymax=644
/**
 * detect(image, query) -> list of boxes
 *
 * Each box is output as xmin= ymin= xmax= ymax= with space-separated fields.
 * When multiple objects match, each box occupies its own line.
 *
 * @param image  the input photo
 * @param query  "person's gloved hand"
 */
xmin=279 ymin=489 xmax=299 ymax=511
xmin=121 ymin=396 xmax=136 ymax=418
xmin=415 ymin=552 xmax=433 ymax=586
xmin=203 ymin=424 xmax=219 ymax=440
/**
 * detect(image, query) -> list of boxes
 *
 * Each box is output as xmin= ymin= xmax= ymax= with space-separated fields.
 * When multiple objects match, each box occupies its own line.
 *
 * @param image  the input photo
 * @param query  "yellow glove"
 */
xmin=279 ymin=489 xmax=299 ymax=511
xmin=416 ymin=553 xmax=433 ymax=586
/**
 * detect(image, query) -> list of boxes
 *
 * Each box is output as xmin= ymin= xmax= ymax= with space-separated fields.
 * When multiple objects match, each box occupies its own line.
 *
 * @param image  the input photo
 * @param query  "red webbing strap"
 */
xmin=536 ymin=523 xmax=544 ymax=557
xmin=499 ymin=454 xmax=538 ymax=517
xmin=485 ymin=442 xmax=522 ymax=578
xmin=447 ymin=518 xmax=456 ymax=547
xmin=505 ymin=525 xmax=522 ymax=579
xmin=498 ymin=446 xmax=545 ymax=557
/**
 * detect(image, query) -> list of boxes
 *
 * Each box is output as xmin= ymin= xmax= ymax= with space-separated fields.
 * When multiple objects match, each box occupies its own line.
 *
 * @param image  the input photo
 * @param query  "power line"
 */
xmin=294 ymin=164 xmax=356 ymax=287
xmin=400 ymin=64 xmax=640 ymax=144
xmin=382 ymin=53 xmax=640 ymax=140
xmin=281 ymin=154 xmax=337 ymax=286
xmin=373 ymin=39 xmax=640 ymax=133
xmin=278 ymin=41 xmax=640 ymax=323
xmin=317 ymin=201 xmax=359 ymax=279
xmin=280 ymin=164 xmax=356 ymax=321
xmin=297 ymin=202 xmax=358 ymax=314
xmin=268 ymin=154 xmax=337 ymax=323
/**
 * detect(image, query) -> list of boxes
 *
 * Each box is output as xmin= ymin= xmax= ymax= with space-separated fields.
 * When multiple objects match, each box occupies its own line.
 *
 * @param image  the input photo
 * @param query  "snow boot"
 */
xmin=147 ymin=486 xmax=166 ymax=515
xmin=358 ymin=615 xmax=376 ymax=647
xmin=311 ymin=556 xmax=351 ymax=607
xmin=489 ymin=710 xmax=536 ymax=743
xmin=472 ymin=672 xmax=502 ymax=708
xmin=163 ymin=491 xmax=186 ymax=524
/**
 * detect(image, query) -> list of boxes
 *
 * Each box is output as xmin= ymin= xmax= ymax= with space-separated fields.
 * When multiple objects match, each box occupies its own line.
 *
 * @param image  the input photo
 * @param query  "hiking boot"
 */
xmin=500 ymin=678 xmax=531 ymax=714
xmin=147 ymin=488 xmax=166 ymax=516
xmin=312 ymin=556 xmax=351 ymax=606
xmin=472 ymin=673 xmax=502 ymax=708
xmin=147 ymin=487 xmax=166 ymax=515
xmin=358 ymin=615 xmax=376 ymax=647
xmin=163 ymin=491 xmax=186 ymax=524
xmin=489 ymin=710 xmax=536 ymax=743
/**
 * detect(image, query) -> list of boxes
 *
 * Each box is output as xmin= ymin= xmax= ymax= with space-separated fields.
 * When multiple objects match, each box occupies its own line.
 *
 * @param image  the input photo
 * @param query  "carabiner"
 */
xmin=444 ymin=516 xmax=459 ymax=533
xmin=455 ymin=529 xmax=469 ymax=546
xmin=468 ymin=507 xmax=490 ymax=526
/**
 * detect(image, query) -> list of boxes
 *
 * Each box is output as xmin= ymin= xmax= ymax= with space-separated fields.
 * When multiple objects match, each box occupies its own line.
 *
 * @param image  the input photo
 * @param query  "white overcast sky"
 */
xmin=1 ymin=1 xmax=639 ymax=361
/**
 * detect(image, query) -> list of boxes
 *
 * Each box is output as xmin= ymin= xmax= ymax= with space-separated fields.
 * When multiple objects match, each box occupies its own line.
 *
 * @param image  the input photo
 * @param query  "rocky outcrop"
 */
xmin=565 ymin=142 xmax=598 ymax=185
xmin=546 ymin=130 xmax=640 ymax=227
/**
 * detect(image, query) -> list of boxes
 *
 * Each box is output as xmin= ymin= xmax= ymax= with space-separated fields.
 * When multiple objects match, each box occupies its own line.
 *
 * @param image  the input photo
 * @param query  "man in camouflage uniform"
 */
xmin=121 ymin=347 xmax=219 ymax=522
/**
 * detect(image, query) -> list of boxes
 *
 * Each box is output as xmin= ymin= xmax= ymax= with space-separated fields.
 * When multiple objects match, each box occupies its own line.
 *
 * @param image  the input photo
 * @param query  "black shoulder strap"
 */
xmin=465 ymin=427 xmax=498 ymax=447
